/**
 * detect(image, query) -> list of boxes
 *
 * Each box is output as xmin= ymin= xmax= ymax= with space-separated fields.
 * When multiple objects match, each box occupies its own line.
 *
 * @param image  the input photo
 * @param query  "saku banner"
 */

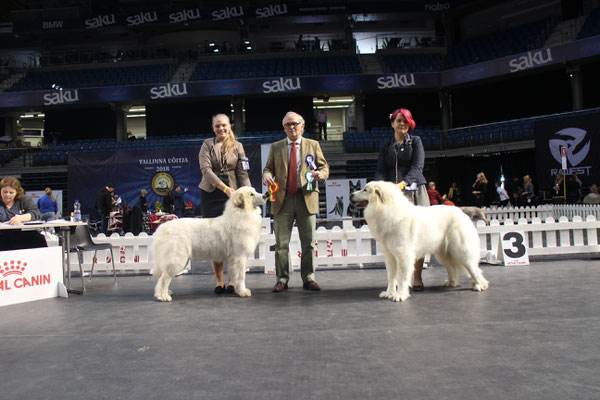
xmin=68 ymin=144 xmax=262 ymax=221
xmin=3 ymin=35 xmax=600 ymax=109
xmin=534 ymin=112 xmax=600 ymax=190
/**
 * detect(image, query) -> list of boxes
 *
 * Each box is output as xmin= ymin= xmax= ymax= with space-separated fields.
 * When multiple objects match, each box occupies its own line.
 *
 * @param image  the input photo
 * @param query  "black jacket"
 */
xmin=95 ymin=188 xmax=112 ymax=214
xmin=374 ymin=135 xmax=427 ymax=185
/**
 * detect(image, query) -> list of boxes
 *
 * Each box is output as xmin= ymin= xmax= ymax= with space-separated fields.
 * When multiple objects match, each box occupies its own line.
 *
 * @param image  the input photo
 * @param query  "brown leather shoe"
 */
xmin=272 ymin=282 xmax=288 ymax=292
xmin=303 ymin=280 xmax=321 ymax=291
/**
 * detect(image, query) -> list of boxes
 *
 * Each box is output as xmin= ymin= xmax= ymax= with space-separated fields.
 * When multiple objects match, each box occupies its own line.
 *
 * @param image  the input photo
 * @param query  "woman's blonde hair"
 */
xmin=428 ymin=181 xmax=436 ymax=189
xmin=478 ymin=172 xmax=488 ymax=184
xmin=141 ymin=189 xmax=147 ymax=196
xmin=44 ymin=187 xmax=55 ymax=202
xmin=1 ymin=176 xmax=25 ymax=200
xmin=212 ymin=114 xmax=237 ymax=156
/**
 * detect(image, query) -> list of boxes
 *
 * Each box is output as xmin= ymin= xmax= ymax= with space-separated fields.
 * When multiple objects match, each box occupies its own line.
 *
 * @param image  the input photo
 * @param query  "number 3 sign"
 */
xmin=498 ymin=231 xmax=530 ymax=266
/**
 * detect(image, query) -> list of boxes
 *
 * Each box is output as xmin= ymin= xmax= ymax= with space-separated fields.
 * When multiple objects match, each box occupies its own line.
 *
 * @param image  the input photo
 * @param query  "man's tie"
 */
xmin=287 ymin=142 xmax=298 ymax=197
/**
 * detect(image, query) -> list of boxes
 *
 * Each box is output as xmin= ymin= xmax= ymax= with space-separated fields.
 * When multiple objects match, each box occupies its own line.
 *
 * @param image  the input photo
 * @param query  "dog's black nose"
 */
xmin=262 ymin=192 xmax=270 ymax=200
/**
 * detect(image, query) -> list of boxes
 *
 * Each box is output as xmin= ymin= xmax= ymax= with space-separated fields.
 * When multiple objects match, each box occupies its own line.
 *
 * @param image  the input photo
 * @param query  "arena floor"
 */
xmin=1 ymin=259 xmax=599 ymax=400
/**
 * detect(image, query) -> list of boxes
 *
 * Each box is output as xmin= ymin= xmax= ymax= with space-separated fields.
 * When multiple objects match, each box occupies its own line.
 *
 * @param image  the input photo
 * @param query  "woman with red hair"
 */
xmin=375 ymin=108 xmax=429 ymax=292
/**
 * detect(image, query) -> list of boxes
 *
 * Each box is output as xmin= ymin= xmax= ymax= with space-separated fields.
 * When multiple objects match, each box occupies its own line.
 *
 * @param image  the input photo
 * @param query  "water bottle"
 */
xmin=73 ymin=200 xmax=81 ymax=222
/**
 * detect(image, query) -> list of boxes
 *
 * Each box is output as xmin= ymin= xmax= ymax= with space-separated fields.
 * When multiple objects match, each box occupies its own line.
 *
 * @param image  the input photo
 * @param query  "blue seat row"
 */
xmin=32 ymin=133 xmax=283 ymax=166
xmin=578 ymin=7 xmax=600 ymax=39
xmin=382 ymin=54 xmax=442 ymax=73
xmin=8 ymin=64 xmax=172 ymax=92
xmin=446 ymin=18 xmax=556 ymax=69
xmin=190 ymin=56 xmax=362 ymax=81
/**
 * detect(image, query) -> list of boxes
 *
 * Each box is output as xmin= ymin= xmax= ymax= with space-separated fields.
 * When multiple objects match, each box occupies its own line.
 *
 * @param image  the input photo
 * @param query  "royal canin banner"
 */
xmin=0 ymin=247 xmax=63 ymax=307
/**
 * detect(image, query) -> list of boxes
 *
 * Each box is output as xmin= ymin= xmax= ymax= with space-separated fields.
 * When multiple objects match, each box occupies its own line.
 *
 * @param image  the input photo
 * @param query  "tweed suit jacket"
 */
xmin=263 ymin=137 xmax=329 ymax=215
xmin=198 ymin=138 xmax=251 ymax=192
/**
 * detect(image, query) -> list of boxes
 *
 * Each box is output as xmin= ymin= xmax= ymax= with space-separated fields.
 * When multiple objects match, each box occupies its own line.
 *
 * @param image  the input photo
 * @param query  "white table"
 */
xmin=0 ymin=221 xmax=88 ymax=294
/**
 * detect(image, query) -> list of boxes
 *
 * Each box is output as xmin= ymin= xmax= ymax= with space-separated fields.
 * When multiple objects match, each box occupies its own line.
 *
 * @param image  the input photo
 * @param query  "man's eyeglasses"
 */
xmin=284 ymin=121 xmax=302 ymax=128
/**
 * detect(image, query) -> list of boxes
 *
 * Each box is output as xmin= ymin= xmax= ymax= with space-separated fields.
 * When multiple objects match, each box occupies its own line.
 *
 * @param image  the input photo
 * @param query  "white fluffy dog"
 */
xmin=350 ymin=181 xmax=489 ymax=302
xmin=153 ymin=186 xmax=268 ymax=301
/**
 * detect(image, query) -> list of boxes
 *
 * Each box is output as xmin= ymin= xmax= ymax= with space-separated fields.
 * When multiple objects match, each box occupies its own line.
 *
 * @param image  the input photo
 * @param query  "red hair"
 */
xmin=390 ymin=108 xmax=416 ymax=130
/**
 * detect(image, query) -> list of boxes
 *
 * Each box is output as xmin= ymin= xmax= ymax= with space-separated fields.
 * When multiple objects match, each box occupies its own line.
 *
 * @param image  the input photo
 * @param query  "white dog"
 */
xmin=153 ymin=186 xmax=268 ymax=301
xmin=350 ymin=181 xmax=489 ymax=302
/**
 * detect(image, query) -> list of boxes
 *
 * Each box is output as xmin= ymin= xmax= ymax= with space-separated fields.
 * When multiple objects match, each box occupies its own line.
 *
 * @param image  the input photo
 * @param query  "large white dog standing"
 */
xmin=153 ymin=187 xmax=268 ymax=301
xmin=350 ymin=181 xmax=489 ymax=302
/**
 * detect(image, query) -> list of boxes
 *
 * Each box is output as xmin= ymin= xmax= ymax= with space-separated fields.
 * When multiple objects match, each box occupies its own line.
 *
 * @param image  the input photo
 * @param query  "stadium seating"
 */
xmin=189 ymin=56 xmax=362 ymax=81
xmin=7 ymin=64 xmax=172 ymax=92
xmin=381 ymin=53 xmax=442 ymax=73
xmin=578 ymin=7 xmax=600 ymax=39
xmin=29 ymin=131 xmax=286 ymax=166
xmin=446 ymin=18 xmax=557 ymax=69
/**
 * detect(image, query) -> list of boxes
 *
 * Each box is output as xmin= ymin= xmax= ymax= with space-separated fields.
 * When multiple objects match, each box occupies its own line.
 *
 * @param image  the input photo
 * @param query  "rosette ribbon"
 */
xmin=268 ymin=182 xmax=279 ymax=201
xmin=305 ymin=154 xmax=317 ymax=170
xmin=305 ymin=171 xmax=315 ymax=191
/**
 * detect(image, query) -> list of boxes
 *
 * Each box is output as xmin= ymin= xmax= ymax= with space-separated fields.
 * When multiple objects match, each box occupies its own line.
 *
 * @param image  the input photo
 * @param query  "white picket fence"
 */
xmin=57 ymin=212 xmax=600 ymax=275
xmin=485 ymin=204 xmax=600 ymax=222
xmin=477 ymin=215 xmax=600 ymax=260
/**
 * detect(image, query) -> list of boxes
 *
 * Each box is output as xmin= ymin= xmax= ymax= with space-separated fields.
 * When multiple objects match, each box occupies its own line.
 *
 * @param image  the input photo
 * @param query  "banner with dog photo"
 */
xmin=534 ymin=112 xmax=600 ymax=190
xmin=326 ymin=179 xmax=366 ymax=225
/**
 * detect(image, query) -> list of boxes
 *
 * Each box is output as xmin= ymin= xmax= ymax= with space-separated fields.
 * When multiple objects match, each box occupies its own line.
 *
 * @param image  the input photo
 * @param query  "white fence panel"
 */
xmin=54 ymin=214 xmax=599 ymax=276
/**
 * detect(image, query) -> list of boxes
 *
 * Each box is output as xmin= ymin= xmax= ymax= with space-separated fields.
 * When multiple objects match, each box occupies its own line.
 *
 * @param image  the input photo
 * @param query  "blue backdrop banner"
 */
xmin=68 ymin=144 xmax=262 ymax=220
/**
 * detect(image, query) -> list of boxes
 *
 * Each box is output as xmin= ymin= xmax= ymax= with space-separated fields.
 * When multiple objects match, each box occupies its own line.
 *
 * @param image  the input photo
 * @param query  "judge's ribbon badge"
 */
xmin=268 ymin=182 xmax=279 ymax=201
xmin=305 ymin=171 xmax=315 ymax=191
xmin=305 ymin=154 xmax=316 ymax=170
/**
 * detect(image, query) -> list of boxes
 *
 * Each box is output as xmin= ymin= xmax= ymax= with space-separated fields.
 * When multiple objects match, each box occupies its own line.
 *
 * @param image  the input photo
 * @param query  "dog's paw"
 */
xmin=379 ymin=290 xmax=393 ymax=299
xmin=391 ymin=291 xmax=410 ymax=302
xmin=471 ymin=280 xmax=489 ymax=291
xmin=442 ymin=280 xmax=460 ymax=287
xmin=238 ymin=288 xmax=252 ymax=297
xmin=155 ymin=294 xmax=172 ymax=302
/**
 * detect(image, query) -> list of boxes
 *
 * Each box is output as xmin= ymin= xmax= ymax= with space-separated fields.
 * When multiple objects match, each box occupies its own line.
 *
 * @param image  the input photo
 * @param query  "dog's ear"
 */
xmin=372 ymin=186 xmax=386 ymax=203
xmin=232 ymin=192 xmax=246 ymax=209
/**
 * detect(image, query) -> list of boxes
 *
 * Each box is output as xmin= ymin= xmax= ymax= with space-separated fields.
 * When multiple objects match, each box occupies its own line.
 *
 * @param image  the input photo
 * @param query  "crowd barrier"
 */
xmin=55 ymin=211 xmax=600 ymax=275
xmin=484 ymin=204 xmax=600 ymax=222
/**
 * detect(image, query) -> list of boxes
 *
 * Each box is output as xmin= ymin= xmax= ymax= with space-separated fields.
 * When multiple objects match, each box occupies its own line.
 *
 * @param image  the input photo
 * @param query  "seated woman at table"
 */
xmin=0 ymin=176 xmax=48 ymax=251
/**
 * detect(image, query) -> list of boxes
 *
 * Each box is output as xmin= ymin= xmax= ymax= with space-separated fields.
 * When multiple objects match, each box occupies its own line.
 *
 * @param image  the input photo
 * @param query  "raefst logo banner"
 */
xmin=534 ymin=112 xmax=600 ymax=190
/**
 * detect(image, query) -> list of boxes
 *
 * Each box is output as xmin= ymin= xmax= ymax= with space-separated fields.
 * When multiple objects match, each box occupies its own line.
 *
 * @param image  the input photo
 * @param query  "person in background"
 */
xmin=508 ymin=176 xmax=523 ymax=206
xmin=583 ymin=184 xmax=600 ymax=204
xmin=162 ymin=189 xmax=174 ymax=214
xmin=138 ymin=189 xmax=148 ymax=212
xmin=521 ymin=175 xmax=535 ymax=205
xmin=183 ymin=201 xmax=195 ymax=217
xmin=427 ymin=182 xmax=444 ymax=205
xmin=37 ymin=187 xmax=58 ymax=221
xmin=0 ymin=176 xmax=47 ymax=251
xmin=374 ymin=107 xmax=429 ymax=292
xmin=263 ymin=111 xmax=329 ymax=293
xmin=199 ymin=113 xmax=251 ymax=295
xmin=566 ymin=173 xmax=582 ymax=204
xmin=95 ymin=183 xmax=115 ymax=234
xmin=316 ymin=109 xmax=328 ymax=141
xmin=495 ymin=181 xmax=510 ymax=207
xmin=553 ymin=172 xmax=564 ymax=196
xmin=472 ymin=172 xmax=488 ymax=207
xmin=447 ymin=182 xmax=461 ymax=205
xmin=172 ymin=184 xmax=189 ymax=218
